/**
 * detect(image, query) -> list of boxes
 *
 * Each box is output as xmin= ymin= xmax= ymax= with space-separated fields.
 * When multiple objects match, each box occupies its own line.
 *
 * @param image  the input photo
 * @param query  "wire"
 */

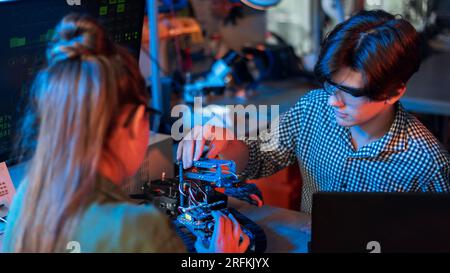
xmin=193 ymin=183 xmax=207 ymax=203
xmin=191 ymin=181 xmax=207 ymax=199
xmin=0 ymin=216 xmax=7 ymax=224
xmin=141 ymin=47 xmax=170 ymax=75
xmin=198 ymin=169 xmax=240 ymax=182
xmin=179 ymin=182 xmax=188 ymax=197
xmin=189 ymin=186 xmax=199 ymax=205
xmin=226 ymin=171 xmax=240 ymax=180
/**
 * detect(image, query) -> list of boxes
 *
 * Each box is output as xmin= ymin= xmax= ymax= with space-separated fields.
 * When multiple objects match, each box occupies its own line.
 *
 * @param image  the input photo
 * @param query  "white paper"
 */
xmin=0 ymin=162 xmax=15 ymax=208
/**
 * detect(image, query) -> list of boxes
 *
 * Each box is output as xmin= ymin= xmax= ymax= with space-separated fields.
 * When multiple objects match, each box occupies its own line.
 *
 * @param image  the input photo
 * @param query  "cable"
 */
xmin=189 ymin=186 xmax=199 ymax=205
xmin=193 ymin=183 xmax=207 ymax=203
xmin=142 ymin=43 xmax=186 ymax=91
xmin=141 ymin=47 xmax=170 ymax=75
xmin=199 ymin=169 xmax=240 ymax=181
xmin=179 ymin=181 xmax=188 ymax=197
xmin=191 ymin=181 xmax=207 ymax=199
xmin=225 ymin=171 xmax=240 ymax=180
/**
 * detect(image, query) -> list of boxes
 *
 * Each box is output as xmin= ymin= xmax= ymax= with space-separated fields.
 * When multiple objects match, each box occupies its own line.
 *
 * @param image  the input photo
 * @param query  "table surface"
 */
xmin=229 ymin=198 xmax=311 ymax=253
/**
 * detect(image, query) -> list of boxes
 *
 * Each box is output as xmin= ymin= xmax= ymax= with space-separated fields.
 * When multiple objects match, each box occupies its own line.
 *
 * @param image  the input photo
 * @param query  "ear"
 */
xmin=386 ymin=85 xmax=406 ymax=105
xmin=128 ymin=105 xmax=146 ymax=139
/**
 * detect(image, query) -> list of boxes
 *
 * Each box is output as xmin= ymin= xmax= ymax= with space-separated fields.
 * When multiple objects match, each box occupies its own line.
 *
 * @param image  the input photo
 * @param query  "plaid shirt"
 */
xmin=242 ymin=90 xmax=450 ymax=213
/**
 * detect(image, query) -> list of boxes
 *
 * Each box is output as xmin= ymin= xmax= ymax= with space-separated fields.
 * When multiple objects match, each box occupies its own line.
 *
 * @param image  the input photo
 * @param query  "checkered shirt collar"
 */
xmin=336 ymin=103 xmax=408 ymax=158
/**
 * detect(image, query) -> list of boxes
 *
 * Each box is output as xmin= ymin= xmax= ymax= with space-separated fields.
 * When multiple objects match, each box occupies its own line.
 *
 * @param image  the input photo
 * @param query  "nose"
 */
xmin=328 ymin=94 xmax=344 ymax=108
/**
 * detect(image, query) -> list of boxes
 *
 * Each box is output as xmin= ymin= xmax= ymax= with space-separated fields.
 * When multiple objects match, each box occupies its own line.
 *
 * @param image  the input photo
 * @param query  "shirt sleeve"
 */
xmin=422 ymin=163 xmax=450 ymax=192
xmin=239 ymin=99 xmax=304 ymax=180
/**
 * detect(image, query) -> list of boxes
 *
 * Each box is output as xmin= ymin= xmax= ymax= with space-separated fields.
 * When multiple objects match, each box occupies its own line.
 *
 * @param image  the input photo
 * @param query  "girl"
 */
xmin=3 ymin=14 xmax=248 ymax=253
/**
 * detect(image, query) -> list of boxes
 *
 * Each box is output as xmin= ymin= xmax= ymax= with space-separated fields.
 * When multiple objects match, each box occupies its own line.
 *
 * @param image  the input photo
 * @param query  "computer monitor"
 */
xmin=310 ymin=192 xmax=450 ymax=253
xmin=0 ymin=0 xmax=145 ymax=164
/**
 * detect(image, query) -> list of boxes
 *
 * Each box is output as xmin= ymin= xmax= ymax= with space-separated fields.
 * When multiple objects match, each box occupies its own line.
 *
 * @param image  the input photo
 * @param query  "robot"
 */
xmin=135 ymin=158 xmax=266 ymax=252
xmin=175 ymin=158 xmax=266 ymax=252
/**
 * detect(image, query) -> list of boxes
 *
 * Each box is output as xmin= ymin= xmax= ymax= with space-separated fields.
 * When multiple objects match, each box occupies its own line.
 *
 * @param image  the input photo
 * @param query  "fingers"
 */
xmin=249 ymin=194 xmax=264 ymax=207
xmin=221 ymin=213 xmax=233 ymax=242
xmin=206 ymin=138 xmax=230 ymax=159
xmin=228 ymin=213 xmax=250 ymax=253
xmin=193 ymin=139 xmax=206 ymax=161
xmin=182 ymin=138 xmax=195 ymax=169
xmin=177 ymin=126 xmax=211 ymax=169
xmin=211 ymin=211 xmax=226 ymax=243
xmin=210 ymin=211 xmax=251 ymax=253
xmin=180 ymin=128 xmax=199 ymax=169
xmin=177 ymin=125 xmax=232 ymax=167
xmin=176 ymin=140 xmax=183 ymax=161
xmin=228 ymin=213 xmax=242 ymax=240
xmin=238 ymin=233 xmax=250 ymax=253
xmin=206 ymin=141 xmax=219 ymax=159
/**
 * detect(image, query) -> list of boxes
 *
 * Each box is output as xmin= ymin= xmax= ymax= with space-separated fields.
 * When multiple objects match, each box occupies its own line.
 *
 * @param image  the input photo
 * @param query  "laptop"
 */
xmin=310 ymin=192 xmax=450 ymax=253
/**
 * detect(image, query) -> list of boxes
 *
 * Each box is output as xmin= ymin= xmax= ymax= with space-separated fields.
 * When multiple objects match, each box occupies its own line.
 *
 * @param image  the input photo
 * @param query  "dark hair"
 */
xmin=314 ymin=10 xmax=422 ymax=101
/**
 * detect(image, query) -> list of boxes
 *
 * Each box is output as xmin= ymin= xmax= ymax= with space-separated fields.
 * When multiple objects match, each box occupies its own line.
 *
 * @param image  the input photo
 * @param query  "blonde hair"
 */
xmin=9 ymin=14 xmax=149 ymax=252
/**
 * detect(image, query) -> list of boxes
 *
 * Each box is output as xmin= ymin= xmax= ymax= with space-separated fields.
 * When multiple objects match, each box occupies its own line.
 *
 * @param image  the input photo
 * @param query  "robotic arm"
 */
xmin=182 ymin=1 xmax=283 ymax=103
xmin=321 ymin=0 xmax=346 ymax=24
xmin=183 ymin=51 xmax=240 ymax=103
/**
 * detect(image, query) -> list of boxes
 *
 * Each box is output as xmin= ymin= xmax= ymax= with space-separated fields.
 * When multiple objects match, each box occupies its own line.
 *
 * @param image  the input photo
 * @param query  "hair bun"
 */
xmin=46 ymin=13 xmax=113 ymax=65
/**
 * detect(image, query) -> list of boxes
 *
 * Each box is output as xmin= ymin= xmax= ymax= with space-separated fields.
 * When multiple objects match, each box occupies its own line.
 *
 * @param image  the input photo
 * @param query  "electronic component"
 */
xmin=174 ymin=158 xmax=266 ymax=252
xmin=181 ymin=159 xmax=242 ymax=188
xmin=176 ymin=201 xmax=258 ymax=252
xmin=131 ymin=158 xmax=267 ymax=252
xmin=178 ymin=159 xmax=243 ymax=208
xmin=143 ymin=178 xmax=180 ymax=216
xmin=178 ymin=158 xmax=262 ymax=207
